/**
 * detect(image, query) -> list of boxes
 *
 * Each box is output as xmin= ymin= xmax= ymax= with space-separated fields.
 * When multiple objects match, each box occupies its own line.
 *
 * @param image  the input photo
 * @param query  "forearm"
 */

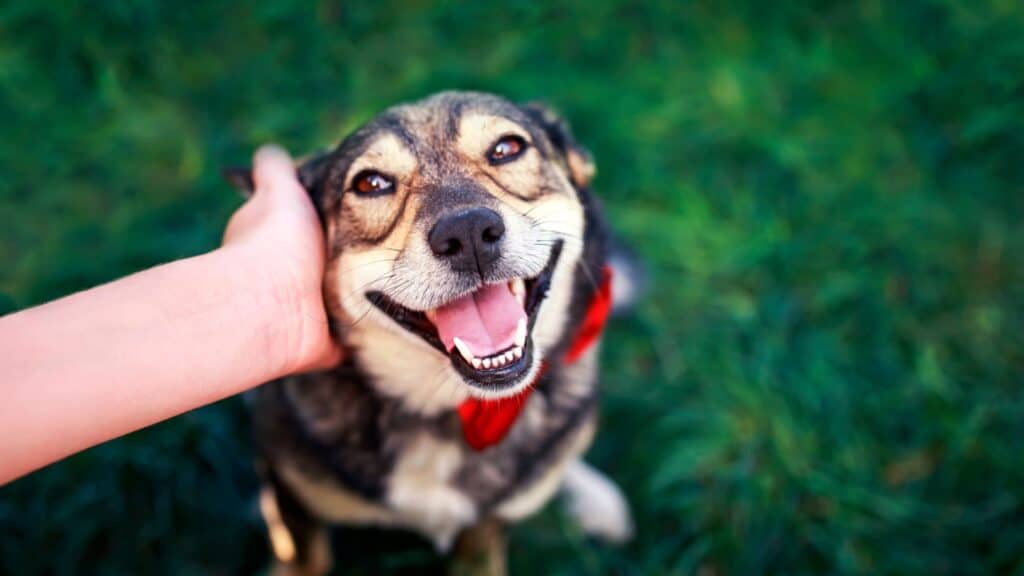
xmin=0 ymin=247 xmax=292 ymax=483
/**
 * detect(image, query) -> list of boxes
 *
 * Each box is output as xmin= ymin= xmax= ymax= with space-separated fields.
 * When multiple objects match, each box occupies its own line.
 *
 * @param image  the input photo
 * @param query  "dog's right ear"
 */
xmin=519 ymin=102 xmax=595 ymax=189
xmin=222 ymin=151 xmax=333 ymax=207
xmin=223 ymin=166 xmax=255 ymax=196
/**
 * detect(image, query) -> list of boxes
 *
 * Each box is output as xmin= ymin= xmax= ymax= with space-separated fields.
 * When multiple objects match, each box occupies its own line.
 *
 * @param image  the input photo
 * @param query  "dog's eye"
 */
xmin=351 ymin=170 xmax=395 ymax=196
xmin=487 ymin=135 xmax=527 ymax=165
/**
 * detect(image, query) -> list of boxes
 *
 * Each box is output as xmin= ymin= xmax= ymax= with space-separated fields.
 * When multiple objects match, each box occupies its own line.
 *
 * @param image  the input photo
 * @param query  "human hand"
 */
xmin=222 ymin=145 xmax=342 ymax=374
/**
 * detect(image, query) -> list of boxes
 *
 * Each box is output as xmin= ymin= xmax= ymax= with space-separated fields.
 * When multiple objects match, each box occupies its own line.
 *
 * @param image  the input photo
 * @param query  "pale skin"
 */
xmin=0 ymin=146 xmax=342 ymax=485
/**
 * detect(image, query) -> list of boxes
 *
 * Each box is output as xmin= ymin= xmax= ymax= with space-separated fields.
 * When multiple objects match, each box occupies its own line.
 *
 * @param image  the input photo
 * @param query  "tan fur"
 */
xmin=260 ymin=487 xmax=297 ymax=563
xmin=343 ymin=133 xmax=419 ymax=189
xmin=268 ymin=526 xmax=332 ymax=576
xmin=455 ymin=114 xmax=530 ymax=157
xmin=567 ymin=149 xmax=595 ymax=188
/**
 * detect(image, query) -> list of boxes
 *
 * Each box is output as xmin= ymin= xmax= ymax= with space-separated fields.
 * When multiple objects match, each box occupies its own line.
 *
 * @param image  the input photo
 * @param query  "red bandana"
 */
xmin=457 ymin=265 xmax=614 ymax=450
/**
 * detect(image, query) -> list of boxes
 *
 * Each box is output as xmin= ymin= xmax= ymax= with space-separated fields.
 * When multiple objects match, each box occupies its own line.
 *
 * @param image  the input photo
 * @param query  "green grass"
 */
xmin=2 ymin=1 xmax=1023 ymax=574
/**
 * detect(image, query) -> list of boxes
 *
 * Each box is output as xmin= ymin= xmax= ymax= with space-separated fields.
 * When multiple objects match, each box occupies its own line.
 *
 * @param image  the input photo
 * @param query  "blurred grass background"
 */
xmin=2 ymin=0 xmax=1023 ymax=574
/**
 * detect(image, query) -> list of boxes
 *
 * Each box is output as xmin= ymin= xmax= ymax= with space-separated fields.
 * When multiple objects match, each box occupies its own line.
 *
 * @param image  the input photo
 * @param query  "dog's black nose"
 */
xmin=428 ymin=207 xmax=506 ymax=273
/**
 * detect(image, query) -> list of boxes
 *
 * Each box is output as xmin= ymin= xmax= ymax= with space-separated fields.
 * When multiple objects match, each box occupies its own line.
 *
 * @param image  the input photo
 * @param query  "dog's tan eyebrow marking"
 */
xmin=455 ymin=113 xmax=532 ymax=158
xmin=344 ymin=133 xmax=417 ymax=190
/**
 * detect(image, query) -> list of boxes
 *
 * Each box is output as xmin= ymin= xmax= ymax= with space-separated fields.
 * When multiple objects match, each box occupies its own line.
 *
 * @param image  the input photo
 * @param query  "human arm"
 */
xmin=0 ymin=146 xmax=340 ymax=484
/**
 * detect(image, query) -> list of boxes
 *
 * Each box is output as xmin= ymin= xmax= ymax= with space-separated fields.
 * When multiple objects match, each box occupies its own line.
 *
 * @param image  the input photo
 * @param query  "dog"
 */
xmin=228 ymin=91 xmax=635 ymax=575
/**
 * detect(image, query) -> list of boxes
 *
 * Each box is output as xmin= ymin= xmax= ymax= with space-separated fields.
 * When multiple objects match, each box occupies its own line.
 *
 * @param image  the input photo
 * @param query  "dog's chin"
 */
xmin=365 ymin=241 xmax=563 ymax=398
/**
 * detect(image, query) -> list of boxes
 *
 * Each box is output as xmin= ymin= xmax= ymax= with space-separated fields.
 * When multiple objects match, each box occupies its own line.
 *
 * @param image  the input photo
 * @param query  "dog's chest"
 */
xmin=257 ymin=355 xmax=598 ymax=520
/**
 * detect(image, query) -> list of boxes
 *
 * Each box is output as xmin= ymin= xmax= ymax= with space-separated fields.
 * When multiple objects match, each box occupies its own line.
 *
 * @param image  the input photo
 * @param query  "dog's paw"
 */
xmin=561 ymin=460 xmax=634 ymax=544
xmin=387 ymin=436 xmax=479 ymax=551
xmin=390 ymin=484 xmax=477 ymax=551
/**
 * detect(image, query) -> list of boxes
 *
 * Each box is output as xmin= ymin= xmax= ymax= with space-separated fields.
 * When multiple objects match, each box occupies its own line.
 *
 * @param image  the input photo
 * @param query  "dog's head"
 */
xmin=230 ymin=91 xmax=597 ymax=410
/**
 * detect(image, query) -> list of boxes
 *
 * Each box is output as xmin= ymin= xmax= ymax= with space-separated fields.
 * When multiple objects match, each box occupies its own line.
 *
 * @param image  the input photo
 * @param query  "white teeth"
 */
xmin=454 ymin=338 xmax=525 ymax=371
xmin=514 ymin=318 xmax=528 ymax=348
xmin=510 ymin=278 xmax=527 ymax=308
xmin=453 ymin=337 xmax=475 ymax=365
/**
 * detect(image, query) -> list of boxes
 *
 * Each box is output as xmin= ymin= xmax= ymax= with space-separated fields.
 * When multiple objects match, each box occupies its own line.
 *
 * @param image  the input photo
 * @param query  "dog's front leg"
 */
xmin=449 ymin=518 xmax=507 ymax=576
xmin=561 ymin=459 xmax=634 ymax=543
xmin=259 ymin=483 xmax=333 ymax=576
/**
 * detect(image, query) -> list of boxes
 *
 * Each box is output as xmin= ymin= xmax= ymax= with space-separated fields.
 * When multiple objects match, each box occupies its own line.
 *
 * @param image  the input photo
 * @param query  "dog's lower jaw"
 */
xmin=458 ymin=353 xmax=544 ymax=401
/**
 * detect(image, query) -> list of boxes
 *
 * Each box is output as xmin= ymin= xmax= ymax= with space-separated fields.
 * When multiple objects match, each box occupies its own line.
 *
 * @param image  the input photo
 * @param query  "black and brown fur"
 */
xmin=232 ymin=92 xmax=633 ymax=575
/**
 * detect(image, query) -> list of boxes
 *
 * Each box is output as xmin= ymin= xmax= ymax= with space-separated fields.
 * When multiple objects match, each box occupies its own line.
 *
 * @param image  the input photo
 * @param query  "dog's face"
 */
xmin=234 ymin=92 xmax=595 ymax=409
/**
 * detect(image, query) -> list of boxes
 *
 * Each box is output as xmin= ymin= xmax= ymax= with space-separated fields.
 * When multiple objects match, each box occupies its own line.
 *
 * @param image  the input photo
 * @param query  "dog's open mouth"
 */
xmin=366 ymin=241 xmax=563 ymax=391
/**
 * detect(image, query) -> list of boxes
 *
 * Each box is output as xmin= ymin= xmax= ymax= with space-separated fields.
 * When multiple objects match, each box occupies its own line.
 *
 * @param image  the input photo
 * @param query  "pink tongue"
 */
xmin=432 ymin=283 xmax=526 ymax=357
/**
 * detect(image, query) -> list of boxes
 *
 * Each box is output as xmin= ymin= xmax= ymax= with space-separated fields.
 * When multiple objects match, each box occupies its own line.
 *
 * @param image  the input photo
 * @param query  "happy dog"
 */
xmin=230 ymin=91 xmax=634 ymax=574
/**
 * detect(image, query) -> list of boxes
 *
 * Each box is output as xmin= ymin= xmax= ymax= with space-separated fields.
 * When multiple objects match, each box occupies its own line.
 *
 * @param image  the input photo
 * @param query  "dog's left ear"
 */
xmin=222 ymin=151 xmax=333 ymax=207
xmin=519 ymin=102 xmax=595 ymax=189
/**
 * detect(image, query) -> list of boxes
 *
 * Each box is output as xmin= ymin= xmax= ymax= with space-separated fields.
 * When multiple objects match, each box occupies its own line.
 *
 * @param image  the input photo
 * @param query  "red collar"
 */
xmin=457 ymin=265 xmax=614 ymax=451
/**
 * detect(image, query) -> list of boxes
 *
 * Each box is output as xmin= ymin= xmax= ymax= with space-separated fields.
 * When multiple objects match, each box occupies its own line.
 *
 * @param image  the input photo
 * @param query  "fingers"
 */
xmin=252 ymin=145 xmax=305 ymax=201
xmin=307 ymin=343 xmax=345 ymax=372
